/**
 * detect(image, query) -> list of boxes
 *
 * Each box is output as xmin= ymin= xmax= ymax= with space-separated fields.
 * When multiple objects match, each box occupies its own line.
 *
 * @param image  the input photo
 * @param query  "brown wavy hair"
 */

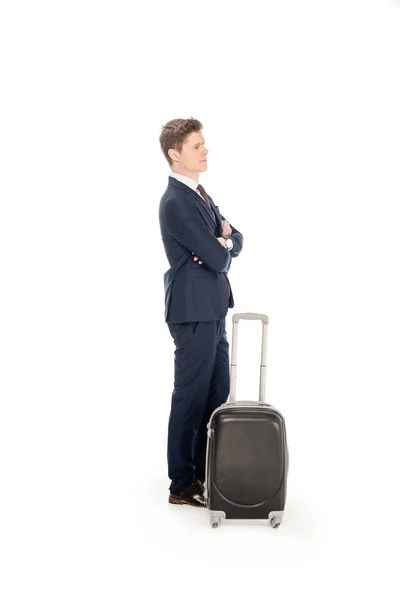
xmin=159 ymin=117 xmax=203 ymax=167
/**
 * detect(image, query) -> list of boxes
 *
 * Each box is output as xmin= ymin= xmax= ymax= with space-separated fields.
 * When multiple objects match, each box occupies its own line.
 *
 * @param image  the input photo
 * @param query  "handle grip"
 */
xmin=228 ymin=313 xmax=269 ymax=404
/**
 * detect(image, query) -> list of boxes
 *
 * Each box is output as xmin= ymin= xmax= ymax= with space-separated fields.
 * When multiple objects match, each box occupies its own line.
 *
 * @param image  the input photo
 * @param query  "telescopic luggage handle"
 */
xmin=228 ymin=313 xmax=269 ymax=404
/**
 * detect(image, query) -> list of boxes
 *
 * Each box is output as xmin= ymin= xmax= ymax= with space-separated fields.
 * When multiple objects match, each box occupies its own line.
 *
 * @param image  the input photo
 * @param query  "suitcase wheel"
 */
xmin=270 ymin=517 xmax=282 ymax=529
xmin=210 ymin=517 xmax=222 ymax=529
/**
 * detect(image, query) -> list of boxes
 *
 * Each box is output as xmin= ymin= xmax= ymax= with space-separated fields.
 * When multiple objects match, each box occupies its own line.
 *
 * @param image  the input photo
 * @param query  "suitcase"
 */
xmin=205 ymin=313 xmax=289 ymax=529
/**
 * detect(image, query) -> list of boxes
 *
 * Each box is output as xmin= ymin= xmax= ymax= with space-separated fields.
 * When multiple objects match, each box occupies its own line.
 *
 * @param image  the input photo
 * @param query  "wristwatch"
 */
xmin=225 ymin=237 xmax=233 ymax=250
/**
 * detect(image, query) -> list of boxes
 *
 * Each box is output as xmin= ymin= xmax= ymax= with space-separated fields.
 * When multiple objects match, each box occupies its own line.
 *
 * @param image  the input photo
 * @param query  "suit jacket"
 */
xmin=159 ymin=175 xmax=243 ymax=323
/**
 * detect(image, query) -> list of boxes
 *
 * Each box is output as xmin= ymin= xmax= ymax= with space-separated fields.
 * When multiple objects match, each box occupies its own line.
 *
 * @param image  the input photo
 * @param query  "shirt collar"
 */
xmin=169 ymin=171 xmax=200 ymax=193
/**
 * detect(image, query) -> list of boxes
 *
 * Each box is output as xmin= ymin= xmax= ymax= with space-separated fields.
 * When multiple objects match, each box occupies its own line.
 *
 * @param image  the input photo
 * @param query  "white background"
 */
xmin=1 ymin=0 xmax=400 ymax=597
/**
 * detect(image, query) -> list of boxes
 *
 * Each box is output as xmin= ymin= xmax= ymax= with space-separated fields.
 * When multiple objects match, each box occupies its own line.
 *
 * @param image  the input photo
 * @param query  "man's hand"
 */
xmin=192 ymin=237 xmax=227 ymax=265
xmin=192 ymin=252 xmax=203 ymax=264
xmin=222 ymin=220 xmax=232 ymax=238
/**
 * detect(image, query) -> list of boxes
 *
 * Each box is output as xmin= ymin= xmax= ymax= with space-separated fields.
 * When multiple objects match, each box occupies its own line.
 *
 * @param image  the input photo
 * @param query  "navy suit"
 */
xmin=159 ymin=175 xmax=243 ymax=491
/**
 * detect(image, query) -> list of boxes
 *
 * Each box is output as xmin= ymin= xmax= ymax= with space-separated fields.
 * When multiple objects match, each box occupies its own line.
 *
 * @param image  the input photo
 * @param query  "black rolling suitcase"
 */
xmin=205 ymin=313 xmax=288 ymax=529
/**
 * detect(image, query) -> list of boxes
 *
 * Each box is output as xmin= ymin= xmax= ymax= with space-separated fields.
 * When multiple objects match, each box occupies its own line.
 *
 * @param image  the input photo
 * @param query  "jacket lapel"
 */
xmin=189 ymin=188 xmax=216 ymax=223
xmin=168 ymin=176 xmax=220 ymax=231
xmin=210 ymin=203 xmax=223 ymax=237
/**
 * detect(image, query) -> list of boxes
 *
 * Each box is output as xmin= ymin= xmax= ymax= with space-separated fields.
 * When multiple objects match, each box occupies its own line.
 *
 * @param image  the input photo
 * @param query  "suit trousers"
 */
xmin=166 ymin=318 xmax=230 ymax=492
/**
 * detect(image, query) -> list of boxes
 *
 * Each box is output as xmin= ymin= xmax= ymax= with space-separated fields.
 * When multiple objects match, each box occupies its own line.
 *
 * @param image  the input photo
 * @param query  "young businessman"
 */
xmin=158 ymin=118 xmax=243 ymax=507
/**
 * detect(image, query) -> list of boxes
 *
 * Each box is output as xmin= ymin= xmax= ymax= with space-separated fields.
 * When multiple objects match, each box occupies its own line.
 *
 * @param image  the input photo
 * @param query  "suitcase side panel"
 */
xmin=206 ymin=406 xmax=288 ymax=519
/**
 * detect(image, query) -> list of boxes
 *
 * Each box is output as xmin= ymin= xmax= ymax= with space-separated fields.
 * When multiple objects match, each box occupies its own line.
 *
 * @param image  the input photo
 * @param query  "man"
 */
xmin=158 ymin=118 xmax=243 ymax=507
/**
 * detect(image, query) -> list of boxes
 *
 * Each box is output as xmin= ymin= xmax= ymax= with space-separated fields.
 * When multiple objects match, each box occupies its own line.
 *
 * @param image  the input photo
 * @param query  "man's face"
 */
xmin=169 ymin=130 xmax=208 ymax=178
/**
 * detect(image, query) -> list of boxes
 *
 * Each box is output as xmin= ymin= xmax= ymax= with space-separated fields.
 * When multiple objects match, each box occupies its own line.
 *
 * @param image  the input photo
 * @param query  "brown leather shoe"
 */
xmin=168 ymin=480 xmax=206 ymax=508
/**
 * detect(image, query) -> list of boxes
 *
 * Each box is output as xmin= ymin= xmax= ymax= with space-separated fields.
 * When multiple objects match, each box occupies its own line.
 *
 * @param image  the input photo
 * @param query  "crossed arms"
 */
xmin=165 ymin=199 xmax=243 ymax=273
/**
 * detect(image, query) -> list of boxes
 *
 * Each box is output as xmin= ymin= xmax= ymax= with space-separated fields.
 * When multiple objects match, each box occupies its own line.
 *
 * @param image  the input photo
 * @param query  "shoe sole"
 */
xmin=168 ymin=496 xmax=206 ymax=508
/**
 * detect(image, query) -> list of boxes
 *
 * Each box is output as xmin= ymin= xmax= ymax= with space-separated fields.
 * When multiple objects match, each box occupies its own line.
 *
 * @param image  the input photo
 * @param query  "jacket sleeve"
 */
xmin=220 ymin=214 xmax=243 ymax=258
xmin=165 ymin=200 xmax=231 ymax=273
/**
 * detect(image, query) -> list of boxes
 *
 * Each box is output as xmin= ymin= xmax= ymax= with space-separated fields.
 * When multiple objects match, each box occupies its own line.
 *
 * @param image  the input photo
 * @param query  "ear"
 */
xmin=168 ymin=148 xmax=179 ymax=162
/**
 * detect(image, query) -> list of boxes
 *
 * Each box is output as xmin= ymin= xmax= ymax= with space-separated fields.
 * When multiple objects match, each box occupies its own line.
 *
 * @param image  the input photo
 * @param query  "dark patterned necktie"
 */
xmin=197 ymin=184 xmax=212 ymax=212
